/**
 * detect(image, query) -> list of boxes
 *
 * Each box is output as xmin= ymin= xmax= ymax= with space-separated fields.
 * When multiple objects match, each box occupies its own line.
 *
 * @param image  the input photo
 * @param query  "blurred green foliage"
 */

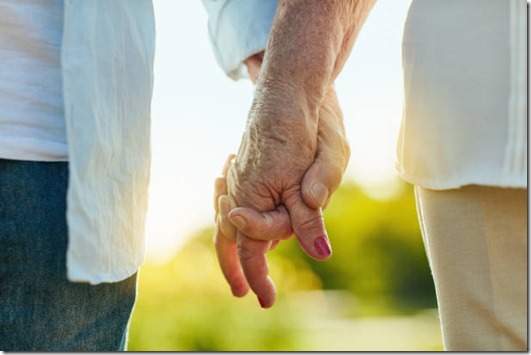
xmin=128 ymin=228 xmax=314 ymax=351
xmin=128 ymin=180 xmax=440 ymax=351
xmin=274 ymin=181 xmax=436 ymax=315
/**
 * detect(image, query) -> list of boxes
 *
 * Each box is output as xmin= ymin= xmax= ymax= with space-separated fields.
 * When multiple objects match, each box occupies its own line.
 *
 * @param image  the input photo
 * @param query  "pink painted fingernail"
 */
xmin=314 ymin=236 xmax=332 ymax=257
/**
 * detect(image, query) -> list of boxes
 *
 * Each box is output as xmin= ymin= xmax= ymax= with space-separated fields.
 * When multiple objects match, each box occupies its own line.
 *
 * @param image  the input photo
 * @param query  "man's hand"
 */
xmin=245 ymin=53 xmax=349 ymax=210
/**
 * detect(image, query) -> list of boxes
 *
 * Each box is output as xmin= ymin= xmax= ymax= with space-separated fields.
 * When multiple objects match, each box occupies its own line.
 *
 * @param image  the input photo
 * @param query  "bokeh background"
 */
xmin=128 ymin=0 xmax=444 ymax=351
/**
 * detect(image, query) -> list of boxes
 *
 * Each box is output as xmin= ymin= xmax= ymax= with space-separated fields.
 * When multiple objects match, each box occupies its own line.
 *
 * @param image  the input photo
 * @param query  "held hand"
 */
xmin=213 ymin=154 xmax=248 ymax=298
xmin=213 ymin=155 xmax=287 ymax=299
xmin=213 ymin=87 xmax=349 ymax=308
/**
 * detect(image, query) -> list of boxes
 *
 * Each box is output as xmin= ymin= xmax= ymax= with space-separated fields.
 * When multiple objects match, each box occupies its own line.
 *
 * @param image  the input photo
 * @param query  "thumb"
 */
xmin=301 ymin=156 xmax=344 ymax=210
xmin=302 ymin=87 xmax=350 ymax=210
xmin=283 ymin=187 xmax=332 ymax=261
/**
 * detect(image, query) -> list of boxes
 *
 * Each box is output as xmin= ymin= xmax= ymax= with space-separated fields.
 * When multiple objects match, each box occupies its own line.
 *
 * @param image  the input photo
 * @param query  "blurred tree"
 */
xmin=128 ymin=179 xmax=438 ymax=350
xmin=128 ymin=228 xmax=318 ymax=351
xmin=274 ymin=181 xmax=437 ymax=314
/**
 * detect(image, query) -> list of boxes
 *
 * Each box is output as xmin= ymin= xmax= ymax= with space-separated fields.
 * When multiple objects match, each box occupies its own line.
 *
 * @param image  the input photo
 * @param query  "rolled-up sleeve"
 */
xmin=202 ymin=0 xmax=278 ymax=80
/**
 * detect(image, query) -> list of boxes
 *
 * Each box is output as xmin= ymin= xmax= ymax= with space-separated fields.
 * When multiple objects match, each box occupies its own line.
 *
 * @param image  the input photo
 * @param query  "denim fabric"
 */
xmin=0 ymin=159 xmax=137 ymax=351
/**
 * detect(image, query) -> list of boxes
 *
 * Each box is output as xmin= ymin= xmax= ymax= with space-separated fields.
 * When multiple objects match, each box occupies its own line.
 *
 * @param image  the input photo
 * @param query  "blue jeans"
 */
xmin=0 ymin=159 xmax=137 ymax=351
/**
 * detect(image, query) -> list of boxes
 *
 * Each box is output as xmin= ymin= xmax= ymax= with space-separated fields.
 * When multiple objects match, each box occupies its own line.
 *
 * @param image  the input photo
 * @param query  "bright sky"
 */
xmin=145 ymin=0 xmax=412 ymax=259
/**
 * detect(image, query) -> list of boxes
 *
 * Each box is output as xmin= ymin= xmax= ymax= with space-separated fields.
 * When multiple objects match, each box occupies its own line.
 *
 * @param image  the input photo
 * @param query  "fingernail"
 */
xmin=314 ymin=236 xmax=332 ymax=257
xmin=229 ymin=215 xmax=247 ymax=230
xmin=311 ymin=183 xmax=329 ymax=207
xmin=258 ymin=296 xmax=266 ymax=308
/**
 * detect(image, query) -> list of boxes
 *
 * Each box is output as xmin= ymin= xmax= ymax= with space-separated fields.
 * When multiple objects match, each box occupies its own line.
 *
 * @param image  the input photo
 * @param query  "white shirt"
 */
xmin=397 ymin=0 xmax=527 ymax=190
xmin=202 ymin=0 xmax=278 ymax=80
xmin=204 ymin=0 xmax=527 ymax=190
xmin=0 ymin=0 xmax=67 ymax=161
xmin=62 ymin=0 xmax=155 ymax=283
xmin=0 ymin=0 xmax=156 ymax=284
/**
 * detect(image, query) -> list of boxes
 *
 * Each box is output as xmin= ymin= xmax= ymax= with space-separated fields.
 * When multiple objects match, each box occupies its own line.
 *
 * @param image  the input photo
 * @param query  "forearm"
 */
xmin=255 ymin=0 xmax=376 ymax=117
xmin=231 ymin=0 xmax=375 ymax=208
xmin=243 ymin=0 xmax=375 ymax=164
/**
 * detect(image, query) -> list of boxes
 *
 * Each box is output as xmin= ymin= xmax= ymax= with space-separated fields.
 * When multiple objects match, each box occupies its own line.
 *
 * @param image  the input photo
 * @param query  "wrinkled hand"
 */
xmin=213 ymin=0 xmax=375 ymax=308
xmin=213 ymin=74 xmax=349 ymax=308
xmin=244 ymin=53 xmax=349 ymax=210
xmin=227 ymin=94 xmax=324 ymax=308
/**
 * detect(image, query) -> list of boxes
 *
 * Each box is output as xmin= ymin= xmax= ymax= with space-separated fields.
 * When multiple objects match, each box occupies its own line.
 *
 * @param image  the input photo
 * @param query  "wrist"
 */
xmin=251 ymin=76 xmax=321 ymax=126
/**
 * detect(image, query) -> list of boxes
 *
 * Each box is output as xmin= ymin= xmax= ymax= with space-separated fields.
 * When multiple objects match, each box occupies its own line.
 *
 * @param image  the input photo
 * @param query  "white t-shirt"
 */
xmin=0 ymin=0 xmax=67 ymax=161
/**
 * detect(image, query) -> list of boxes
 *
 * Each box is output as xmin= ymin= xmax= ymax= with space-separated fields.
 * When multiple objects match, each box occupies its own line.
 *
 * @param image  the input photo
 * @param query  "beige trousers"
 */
xmin=415 ymin=185 xmax=527 ymax=351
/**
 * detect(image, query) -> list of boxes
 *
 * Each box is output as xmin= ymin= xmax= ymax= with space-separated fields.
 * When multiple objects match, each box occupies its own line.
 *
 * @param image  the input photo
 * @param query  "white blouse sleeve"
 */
xmin=202 ymin=0 xmax=278 ymax=80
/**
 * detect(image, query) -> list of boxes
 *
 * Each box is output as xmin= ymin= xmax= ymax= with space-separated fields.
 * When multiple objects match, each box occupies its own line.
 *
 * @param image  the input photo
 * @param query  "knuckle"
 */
xmin=277 ymin=231 xmax=293 ymax=241
xmin=281 ymin=184 xmax=302 ymax=210
xmin=297 ymin=214 xmax=325 ymax=234
xmin=237 ymin=249 xmax=255 ymax=264
xmin=340 ymin=137 xmax=351 ymax=166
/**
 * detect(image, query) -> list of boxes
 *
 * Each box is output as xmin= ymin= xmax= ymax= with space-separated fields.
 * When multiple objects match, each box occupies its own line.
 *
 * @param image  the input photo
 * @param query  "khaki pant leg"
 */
xmin=415 ymin=185 xmax=527 ymax=351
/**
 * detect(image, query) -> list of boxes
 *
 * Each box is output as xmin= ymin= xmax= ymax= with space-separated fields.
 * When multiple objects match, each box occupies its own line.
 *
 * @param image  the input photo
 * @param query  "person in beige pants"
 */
xmin=205 ymin=0 xmax=527 ymax=350
xmin=400 ymin=2 xmax=527 ymax=349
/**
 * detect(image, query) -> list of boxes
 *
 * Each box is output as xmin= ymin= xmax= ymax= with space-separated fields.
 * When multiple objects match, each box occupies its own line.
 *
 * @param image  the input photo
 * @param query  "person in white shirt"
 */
xmin=0 ymin=0 xmax=154 ymax=351
xmin=206 ymin=0 xmax=527 ymax=351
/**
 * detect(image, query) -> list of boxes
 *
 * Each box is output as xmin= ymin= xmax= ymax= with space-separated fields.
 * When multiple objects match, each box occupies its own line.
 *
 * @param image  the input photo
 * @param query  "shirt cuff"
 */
xmin=202 ymin=0 xmax=278 ymax=80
